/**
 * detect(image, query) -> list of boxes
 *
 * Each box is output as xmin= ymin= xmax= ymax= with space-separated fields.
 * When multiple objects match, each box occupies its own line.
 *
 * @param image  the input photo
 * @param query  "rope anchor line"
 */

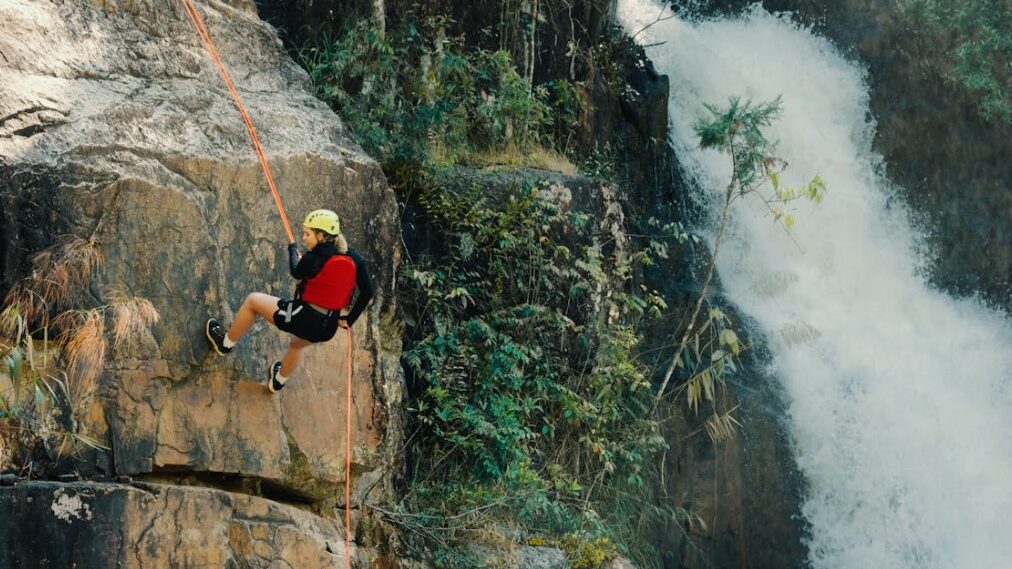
xmin=180 ymin=0 xmax=295 ymax=243
xmin=180 ymin=2 xmax=354 ymax=566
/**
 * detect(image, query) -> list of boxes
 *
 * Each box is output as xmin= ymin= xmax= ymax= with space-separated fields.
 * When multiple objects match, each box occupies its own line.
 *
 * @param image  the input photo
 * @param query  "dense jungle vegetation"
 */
xmin=292 ymin=11 xmax=819 ymax=567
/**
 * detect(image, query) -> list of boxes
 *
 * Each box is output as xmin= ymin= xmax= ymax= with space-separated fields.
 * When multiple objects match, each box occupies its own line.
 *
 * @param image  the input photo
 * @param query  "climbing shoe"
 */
xmin=205 ymin=319 xmax=232 ymax=355
xmin=268 ymin=360 xmax=286 ymax=393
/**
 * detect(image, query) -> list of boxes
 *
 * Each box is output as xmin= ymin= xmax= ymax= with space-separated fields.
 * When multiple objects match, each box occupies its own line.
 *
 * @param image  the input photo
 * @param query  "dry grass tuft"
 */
xmin=53 ymin=309 xmax=107 ymax=408
xmin=703 ymin=407 xmax=741 ymax=443
xmin=2 ymin=287 xmax=48 ymax=334
xmin=0 ymin=304 xmax=28 ymax=345
xmin=685 ymin=369 xmax=715 ymax=414
xmin=109 ymin=296 xmax=160 ymax=348
xmin=3 ymin=237 xmax=103 ymax=327
xmin=463 ymin=146 xmax=578 ymax=174
xmin=522 ymin=147 xmax=578 ymax=174
xmin=0 ymin=426 xmax=7 ymax=470
xmin=31 ymin=237 xmax=102 ymax=309
xmin=0 ymin=239 xmax=164 ymax=470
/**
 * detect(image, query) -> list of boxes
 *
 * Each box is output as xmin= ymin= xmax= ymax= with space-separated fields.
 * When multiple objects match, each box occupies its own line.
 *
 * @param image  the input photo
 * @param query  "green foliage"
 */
xmin=902 ymin=0 xmax=1011 ymax=123
xmin=695 ymin=96 xmax=781 ymax=189
xmin=392 ymin=97 xmax=813 ymax=567
xmin=296 ymin=18 xmax=680 ymax=560
xmin=299 ymin=18 xmax=563 ymax=181
xmin=590 ymin=34 xmax=633 ymax=94
xmin=578 ymin=143 xmax=622 ymax=182
xmin=526 ymin=534 xmax=619 ymax=569
xmin=430 ymin=545 xmax=483 ymax=569
xmin=561 ymin=534 xmax=619 ymax=569
xmin=694 ymin=96 xmax=825 ymax=230
xmin=397 ymin=177 xmax=669 ymax=564
xmin=545 ymin=79 xmax=587 ymax=153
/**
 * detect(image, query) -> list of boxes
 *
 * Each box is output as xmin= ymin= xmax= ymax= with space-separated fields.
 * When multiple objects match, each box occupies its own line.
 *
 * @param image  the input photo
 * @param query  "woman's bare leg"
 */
xmin=280 ymin=337 xmax=313 ymax=377
xmin=226 ymin=293 xmax=280 ymax=343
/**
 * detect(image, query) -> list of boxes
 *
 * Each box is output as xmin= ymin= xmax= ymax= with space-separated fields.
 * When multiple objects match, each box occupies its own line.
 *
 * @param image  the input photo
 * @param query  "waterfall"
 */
xmin=617 ymin=2 xmax=1012 ymax=567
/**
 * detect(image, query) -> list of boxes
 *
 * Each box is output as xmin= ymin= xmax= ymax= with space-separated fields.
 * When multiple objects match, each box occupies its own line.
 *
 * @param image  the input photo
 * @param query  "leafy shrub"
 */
xmin=545 ymin=79 xmax=588 ymax=154
xmin=394 ymin=176 xmax=669 ymax=564
xmin=902 ymin=0 xmax=1011 ymax=123
xmin=299 ymin=18 xmax=562 ymax=181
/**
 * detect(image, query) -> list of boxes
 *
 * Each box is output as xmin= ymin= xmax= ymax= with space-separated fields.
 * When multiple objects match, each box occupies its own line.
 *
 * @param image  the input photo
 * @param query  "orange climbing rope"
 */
xmin=180 ymin=2 xmax=353 ymax=566
xmin=180 ymin=0 xmax=295 ymax=243
xmin=344 ymin=326 xmax=354 ymax=561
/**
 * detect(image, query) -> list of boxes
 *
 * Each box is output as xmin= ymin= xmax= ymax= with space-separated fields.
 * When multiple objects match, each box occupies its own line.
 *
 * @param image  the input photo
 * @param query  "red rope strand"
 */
xmin=181 ymin=0 xmax=295 ymax=243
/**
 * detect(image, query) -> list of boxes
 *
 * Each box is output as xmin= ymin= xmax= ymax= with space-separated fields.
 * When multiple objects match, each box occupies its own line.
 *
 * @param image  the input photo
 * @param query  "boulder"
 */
xmin=0 ymin=481 xmax=363 ymax=568
xmin=516 ymin=546 xmax=567 ymax=569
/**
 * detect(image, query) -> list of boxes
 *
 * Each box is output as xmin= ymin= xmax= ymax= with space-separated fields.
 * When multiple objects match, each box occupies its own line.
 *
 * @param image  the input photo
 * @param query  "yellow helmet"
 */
xmin=303 ymin=209 xmax=340 ymax=235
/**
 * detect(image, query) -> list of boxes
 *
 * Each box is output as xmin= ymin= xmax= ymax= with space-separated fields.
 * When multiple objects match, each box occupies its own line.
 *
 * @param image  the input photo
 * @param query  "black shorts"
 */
xmin=273 ymin=299 xmax=339 ymax=343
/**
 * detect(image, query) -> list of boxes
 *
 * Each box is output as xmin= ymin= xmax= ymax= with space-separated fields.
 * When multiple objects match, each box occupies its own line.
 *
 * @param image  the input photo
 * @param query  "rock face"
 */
xmin=0 ymin=481 xmax=363 ymax=568
xmin=1 ymin=0 xmax=402 ymax=544
xmin=661 ymin=355 xmax=808 ymax=569
xmin=515 ymin=547 xmax=568 ymax=569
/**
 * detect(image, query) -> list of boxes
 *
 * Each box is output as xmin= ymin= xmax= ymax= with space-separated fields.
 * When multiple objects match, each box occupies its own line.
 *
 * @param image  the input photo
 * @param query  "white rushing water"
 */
xmin=617 ymin=1 xmax=1012 ymax=567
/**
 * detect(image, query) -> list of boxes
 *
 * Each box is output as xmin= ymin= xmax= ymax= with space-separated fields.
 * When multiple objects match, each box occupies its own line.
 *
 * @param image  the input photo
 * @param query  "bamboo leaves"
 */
xmin=5 ymin=348 xmax=22 ymax=383
xmin=704 ymin=407 xmax=742 ymax=443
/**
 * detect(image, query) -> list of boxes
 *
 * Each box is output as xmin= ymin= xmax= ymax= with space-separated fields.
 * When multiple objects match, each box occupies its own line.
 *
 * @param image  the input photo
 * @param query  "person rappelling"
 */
xmin=204 ymin=209 xmax=374 ymax=392
xmin=178 ymin=3 xmax=361 ymax=560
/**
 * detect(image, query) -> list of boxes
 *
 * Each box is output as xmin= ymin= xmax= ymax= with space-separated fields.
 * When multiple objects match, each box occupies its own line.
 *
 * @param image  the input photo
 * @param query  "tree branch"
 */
xmin=653 ymin=136 xmax=740 ymax=412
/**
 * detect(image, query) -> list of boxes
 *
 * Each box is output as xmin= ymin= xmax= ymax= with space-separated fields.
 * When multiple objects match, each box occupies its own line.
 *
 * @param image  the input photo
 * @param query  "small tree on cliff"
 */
xmin=653 ymin=96 xmax=825 ymax=424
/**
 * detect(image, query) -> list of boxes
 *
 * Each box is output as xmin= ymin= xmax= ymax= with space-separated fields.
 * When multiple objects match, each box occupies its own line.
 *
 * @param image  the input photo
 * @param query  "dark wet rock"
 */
xmin=0 ymin=481 xmax=367 ymax=568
